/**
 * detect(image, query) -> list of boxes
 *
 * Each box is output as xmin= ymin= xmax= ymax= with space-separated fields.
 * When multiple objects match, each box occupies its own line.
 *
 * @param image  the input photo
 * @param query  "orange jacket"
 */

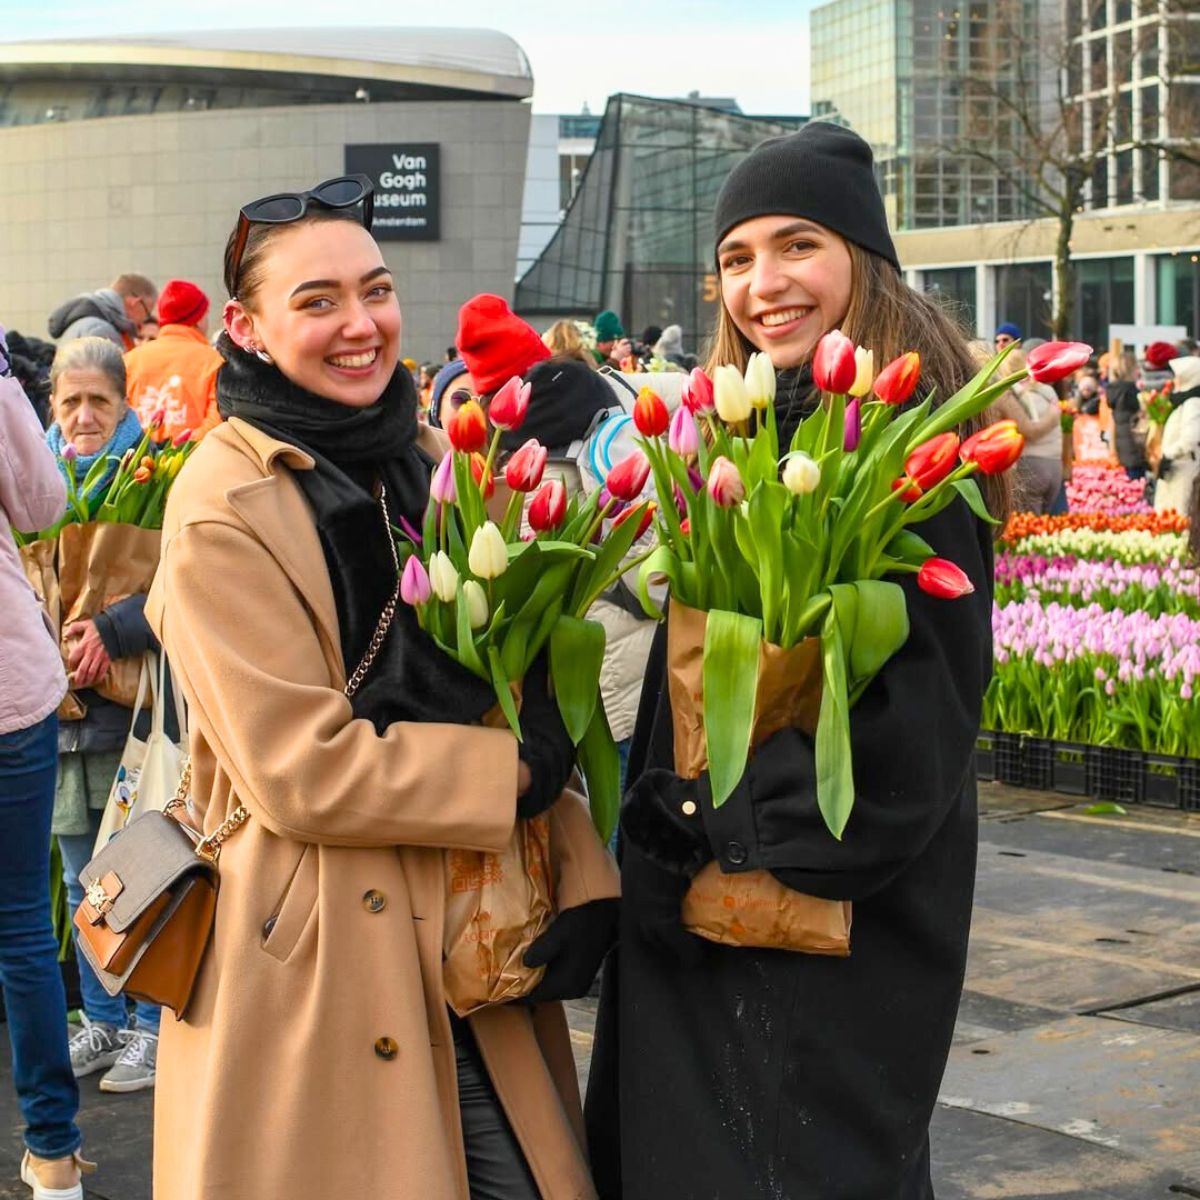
xmin=125 ymin=325 xmax=224 ymax=443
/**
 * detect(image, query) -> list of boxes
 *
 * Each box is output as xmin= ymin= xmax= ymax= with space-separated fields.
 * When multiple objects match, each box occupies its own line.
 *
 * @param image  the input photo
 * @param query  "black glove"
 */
xmin=620 ymin=842 xmax=708 ymax=968
xmin=522 ymin=898 xmax=619 ymax=1002
xmin=516 ymin=653 xmax=575 ymax=819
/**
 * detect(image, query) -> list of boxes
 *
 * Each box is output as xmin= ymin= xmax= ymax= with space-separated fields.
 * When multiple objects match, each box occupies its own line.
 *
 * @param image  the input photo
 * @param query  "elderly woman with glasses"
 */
xmin=144 ymin=177 xmax=618 ymax=1200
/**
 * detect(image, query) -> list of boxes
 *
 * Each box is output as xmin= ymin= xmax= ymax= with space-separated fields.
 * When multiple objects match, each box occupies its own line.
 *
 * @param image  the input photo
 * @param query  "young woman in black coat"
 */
xmin=585 ymin=123 xmax=1008 ymax=1199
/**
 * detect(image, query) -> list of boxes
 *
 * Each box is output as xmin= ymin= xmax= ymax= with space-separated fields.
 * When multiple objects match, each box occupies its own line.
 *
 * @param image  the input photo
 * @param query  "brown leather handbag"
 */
xmin=73 ymin=766 xmax=247 ymax=1020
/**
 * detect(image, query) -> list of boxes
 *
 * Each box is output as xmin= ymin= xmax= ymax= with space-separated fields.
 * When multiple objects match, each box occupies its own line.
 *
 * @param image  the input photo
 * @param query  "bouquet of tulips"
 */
xmin=393 ymin=377 xmax=654 ymax=840
xmin=1141 ymin=383 xmax=1174 ymax=429
xmin=15 ymin=412 xmax=196 ymax=544
xmin=617 ymin=333 xmax=1091 ymax=839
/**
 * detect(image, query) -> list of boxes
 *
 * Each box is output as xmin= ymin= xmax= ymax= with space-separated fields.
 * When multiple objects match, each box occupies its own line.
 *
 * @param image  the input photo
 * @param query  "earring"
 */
xmin=252 ymin=346 xmax=273 ymax=365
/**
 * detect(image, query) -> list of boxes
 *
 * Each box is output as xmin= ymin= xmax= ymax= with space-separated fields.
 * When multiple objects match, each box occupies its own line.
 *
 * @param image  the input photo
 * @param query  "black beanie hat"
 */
xmin=714 ymin=122 xmax=900 ymax=273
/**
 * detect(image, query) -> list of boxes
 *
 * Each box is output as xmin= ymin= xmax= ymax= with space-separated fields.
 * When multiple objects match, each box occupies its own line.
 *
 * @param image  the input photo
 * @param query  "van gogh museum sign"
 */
xmin=345 ymin=143 xmax=441 ymax=241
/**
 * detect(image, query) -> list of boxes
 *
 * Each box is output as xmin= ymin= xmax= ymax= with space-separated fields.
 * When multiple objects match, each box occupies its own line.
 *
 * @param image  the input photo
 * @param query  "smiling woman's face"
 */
xmin=717 ymin=215 xmax=853 ymax=369
xmin=226 ymin=220 xmax=402 ymax=408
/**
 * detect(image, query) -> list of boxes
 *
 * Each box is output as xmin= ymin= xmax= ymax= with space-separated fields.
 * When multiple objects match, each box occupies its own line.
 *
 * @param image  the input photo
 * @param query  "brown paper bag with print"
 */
xmin=667 ymin=602 xmax=852 ymax=955
xmin=441 ymin=698 xmax=555 ymax=1017
xmin=57 ymin=523 xmax=162 ymax=712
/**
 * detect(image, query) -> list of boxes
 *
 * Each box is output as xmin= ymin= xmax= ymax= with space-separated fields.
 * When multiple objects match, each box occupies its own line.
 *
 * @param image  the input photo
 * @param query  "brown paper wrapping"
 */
xmin=441 ymin=695 xmax=555 ymax=1017
xmin=667 ymin=602 xmax=852 ymax=956
xmin=22 ymin=523 xmax=161 ymax=718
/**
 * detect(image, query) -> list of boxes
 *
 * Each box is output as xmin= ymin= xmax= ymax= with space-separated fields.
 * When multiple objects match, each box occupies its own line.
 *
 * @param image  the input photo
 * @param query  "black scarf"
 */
xmin=773 ymin=364 xmax=817 ymax=449
xmin=216 ymin=336 xmax=500 ymax=730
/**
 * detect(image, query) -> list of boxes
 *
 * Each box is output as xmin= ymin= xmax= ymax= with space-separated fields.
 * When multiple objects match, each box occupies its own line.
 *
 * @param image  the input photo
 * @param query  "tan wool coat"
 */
xmin=145 ymin=418 xmax=619 ymax=1200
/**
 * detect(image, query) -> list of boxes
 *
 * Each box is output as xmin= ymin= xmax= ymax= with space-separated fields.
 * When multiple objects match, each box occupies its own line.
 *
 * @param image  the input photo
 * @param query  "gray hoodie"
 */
xmin=47 ymin=288 xmax=135 ymax=347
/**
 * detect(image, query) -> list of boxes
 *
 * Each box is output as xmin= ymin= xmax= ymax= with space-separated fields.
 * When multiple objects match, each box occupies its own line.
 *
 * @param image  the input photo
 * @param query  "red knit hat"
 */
xmin=456 ymin=294 xmax=550 ymax=396
xmin=1144 ymin=340 xmax=1178 ymax=370
xmin=157 ymin=279 xmax=209 ymax=327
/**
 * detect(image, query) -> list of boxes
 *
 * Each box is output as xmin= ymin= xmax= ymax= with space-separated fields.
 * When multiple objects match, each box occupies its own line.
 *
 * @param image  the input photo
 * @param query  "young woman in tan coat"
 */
xmin=146 ymin=177 xmax=618 ymax=1199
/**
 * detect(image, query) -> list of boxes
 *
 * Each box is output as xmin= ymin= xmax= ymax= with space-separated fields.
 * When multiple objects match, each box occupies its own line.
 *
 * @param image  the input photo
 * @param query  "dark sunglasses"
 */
xmin=226 ymin=174 xmax=375 ymax=296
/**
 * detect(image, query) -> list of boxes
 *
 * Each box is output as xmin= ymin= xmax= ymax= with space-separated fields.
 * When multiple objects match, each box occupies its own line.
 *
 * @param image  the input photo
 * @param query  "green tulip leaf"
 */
xmin=884 ymin=529 xmax=935 ymax=566
xmin=952 ymin=477 xmax=1001 ymax=526
xmin=578 ymin=698 xmax=621 ymax=842
xmin=487 ymin=644 xmax=522 ymax=740
xmin=703 ymin=608 xmax=762 ymax=807
xmin=846 ymin=580 xmax=910 ymax=686
xmin=454 ymin=580 xmax=487 ymax=679
xmin=816 ymin=610 xmax=855 ymax=839
xmin=549 ymin=615 xmax=606 ymax=744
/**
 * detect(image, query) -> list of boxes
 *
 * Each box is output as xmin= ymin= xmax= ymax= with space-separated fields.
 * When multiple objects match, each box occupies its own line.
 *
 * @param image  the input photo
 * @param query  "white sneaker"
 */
xmin=98 ymin=1027 xmax=157 ymax=1093
xmin=19 ymin=1148 xmax=95 ymax=1200
xmin=66 ymin=1014 xmax=123 ymax=1078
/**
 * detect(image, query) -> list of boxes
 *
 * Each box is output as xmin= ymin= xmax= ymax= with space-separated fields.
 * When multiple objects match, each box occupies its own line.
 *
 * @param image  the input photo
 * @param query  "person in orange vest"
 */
xmin=125 ymin=279 xmax=223 ymax=443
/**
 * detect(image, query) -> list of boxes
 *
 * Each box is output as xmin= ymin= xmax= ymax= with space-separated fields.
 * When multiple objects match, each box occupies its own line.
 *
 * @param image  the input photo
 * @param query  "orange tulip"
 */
xmin=447 ymin=399 xmax=488 ymax=454
xmin=633 ymin=387 xmax=670 ymax=438
xmin=960 ymin=420 xmax=1024 ymax=474
xmin=873 ymin=352 xmax=921 ymax=405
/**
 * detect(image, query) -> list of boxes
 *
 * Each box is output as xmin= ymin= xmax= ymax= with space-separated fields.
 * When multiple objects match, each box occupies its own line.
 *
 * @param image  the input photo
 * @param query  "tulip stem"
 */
xmin=581 ymin=497 xmax=616 ymax=548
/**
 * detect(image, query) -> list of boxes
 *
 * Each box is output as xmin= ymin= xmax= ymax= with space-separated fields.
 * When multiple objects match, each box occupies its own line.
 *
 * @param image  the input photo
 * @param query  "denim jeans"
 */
xmin=58 ymin=803 xmax=161 ymax=1035
xmin=0 ymin=714 xmax=82 ymax=1159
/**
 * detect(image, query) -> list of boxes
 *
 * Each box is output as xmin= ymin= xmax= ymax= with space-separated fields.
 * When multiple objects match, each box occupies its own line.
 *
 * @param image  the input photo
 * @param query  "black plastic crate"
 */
xmin=1022 ymin=736 xmax=1054 ymax=791
xmin=994 ymin=732 xmax=1024 ymax=786
xmin=1182 ymin=761 xmax=1200 ymax=812
xmin=1095 ymin=746 xmax=1145 ymax=805
xmin=1143 ymin=753 xmax=1188 ymax=809
xmin=975 ymin=731 xmax=997 ymax=782
xmin=1049 ymin=741 xmax=1094 ymax=796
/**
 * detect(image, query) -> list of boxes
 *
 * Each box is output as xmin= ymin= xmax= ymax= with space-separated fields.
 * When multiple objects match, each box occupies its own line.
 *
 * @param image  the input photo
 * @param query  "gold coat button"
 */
xmin=374 ymin=1037 xmax=398 ymax=1061
xmin=362 ymin=889 xmax=386 ymax=913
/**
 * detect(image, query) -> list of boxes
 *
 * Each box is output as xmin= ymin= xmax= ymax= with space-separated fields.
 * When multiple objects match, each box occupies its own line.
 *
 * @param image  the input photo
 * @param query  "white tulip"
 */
xmin=713 ymin=363 xmax=751 ymax=424
xmin=467 ymin=521 xmax=508 ymax=580
xmin=782 ymin=452 xmax=821 ymax=495
xmin=849 ymin=347 xmax=875 ymax=398
xmin=462 ymin=580 xmax=489 ymax=630
xmin=428 ymin=551 xmax=459 ymax=603
xmin=744 ymin=352 xmax=777 ymax=410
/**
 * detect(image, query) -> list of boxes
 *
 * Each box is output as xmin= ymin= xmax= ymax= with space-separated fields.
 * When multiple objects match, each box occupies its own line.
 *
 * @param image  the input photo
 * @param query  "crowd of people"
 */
xmin=0 ymin=119 xmax=1193 ymax=1200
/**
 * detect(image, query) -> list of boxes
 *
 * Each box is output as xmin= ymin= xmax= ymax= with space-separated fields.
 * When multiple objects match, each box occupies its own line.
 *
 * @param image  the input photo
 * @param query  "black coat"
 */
xmin=585 ymin=493 xmax=994 ymax=1200
xmin=1108 ymin=380 xmax=1145 ymax=470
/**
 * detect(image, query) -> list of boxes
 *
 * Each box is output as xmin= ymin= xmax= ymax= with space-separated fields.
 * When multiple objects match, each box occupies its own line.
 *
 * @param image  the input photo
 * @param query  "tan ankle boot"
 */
xmin=20 ymin=1149 xmax=96 ymax=1200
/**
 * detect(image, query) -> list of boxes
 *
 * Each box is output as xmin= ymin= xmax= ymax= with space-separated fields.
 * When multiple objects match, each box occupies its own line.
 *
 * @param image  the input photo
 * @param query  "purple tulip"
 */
xmin=430 ymin=452 xmax=456 ymax=505
xmin=843 ymin=398 xmax=861 ymax=452
xmin=668 ymin=406 xmax=699 ymax=456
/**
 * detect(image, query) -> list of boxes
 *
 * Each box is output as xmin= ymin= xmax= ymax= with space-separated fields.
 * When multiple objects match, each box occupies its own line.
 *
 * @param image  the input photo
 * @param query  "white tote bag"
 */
xmin=93 ymin=651 xmax=188 ymax=856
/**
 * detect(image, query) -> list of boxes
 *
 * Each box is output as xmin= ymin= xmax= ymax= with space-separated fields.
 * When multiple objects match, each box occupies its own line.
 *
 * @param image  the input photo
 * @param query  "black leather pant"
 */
xmin=453 ymin=1016 xmax=541 ymax=1200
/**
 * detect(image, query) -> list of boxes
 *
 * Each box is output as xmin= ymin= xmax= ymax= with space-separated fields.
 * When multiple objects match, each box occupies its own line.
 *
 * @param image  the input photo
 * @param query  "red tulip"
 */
xmin=812 ymin=330 xmax=857 ymax=394
xmin=470 ymin=453 xmax=495 ymax=500
xmin=706 ymin=456 xmax=745 ymax=507
xmin=682 ymin=367 xmax=715 ymax=415
xmin=447 ymin=399 xmax=488 ymax=454
xmin=172 ymin=429 xmax=193 ymax=448
xmin=873 ymin=352 xmax=921 ymax=405
xmin=606 ymin=450 xmax=651 ymax=501
xmin=613 ymin=499 xmax=656 ymax=539
xmin=680 ymin=518 xmax=692 ymax=536
xmin=503 ymin=439 xmax=548 ymax=492
xmin=633 ymin=386 xmax=669 ymax=437
xmin=1025 ymin=341 xmax=1092 ymax=384
xmin=917 ymin=558 xmax=975 ymax=599
xmin=488 ymin=376 xmax=531 ymax=431
xmin=901 ymin=432 xmax=961 ymax=497
xmin=960 ymin=420 xmax=1024 ymax=474
xmin=529 ymin=479 xmax=567 ymax=531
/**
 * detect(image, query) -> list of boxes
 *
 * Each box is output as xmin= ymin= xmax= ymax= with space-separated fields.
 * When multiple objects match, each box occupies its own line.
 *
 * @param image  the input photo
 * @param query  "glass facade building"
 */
xmin=514 ymin=94 xmax=801 ymax=351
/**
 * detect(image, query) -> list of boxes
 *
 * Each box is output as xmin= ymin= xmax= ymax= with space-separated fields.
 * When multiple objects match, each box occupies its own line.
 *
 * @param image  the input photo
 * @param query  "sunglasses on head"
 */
xmin=226 ymin=174 xmax=375 ymax=297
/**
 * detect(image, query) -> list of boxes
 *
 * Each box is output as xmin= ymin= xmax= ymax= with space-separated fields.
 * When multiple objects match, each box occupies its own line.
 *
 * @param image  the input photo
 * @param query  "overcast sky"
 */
xmin=0 ymin=0 xmax=815 ymax=116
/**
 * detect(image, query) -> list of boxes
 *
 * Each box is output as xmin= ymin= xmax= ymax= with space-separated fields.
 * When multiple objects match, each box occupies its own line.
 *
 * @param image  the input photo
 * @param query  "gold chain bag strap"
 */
xmin=74 ymin=488 xmax=401 ymax=1019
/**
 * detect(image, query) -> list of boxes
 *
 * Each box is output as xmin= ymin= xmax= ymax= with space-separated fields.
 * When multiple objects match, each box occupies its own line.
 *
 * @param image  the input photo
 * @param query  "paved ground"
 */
xmin=3 ymin=782 xmax=1198 ymax=1198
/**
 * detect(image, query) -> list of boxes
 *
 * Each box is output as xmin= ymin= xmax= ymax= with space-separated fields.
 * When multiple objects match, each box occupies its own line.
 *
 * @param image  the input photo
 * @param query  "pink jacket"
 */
xmin=0 ymin=374 xmax=67 ymax=734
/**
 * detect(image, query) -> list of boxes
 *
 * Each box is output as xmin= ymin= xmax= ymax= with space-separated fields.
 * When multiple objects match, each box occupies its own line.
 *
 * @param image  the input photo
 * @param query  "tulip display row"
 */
xmin=995 ymin=553 xmax=1200 ymax=618
xmin=1004 ymin=527 xmax=1189 ymax=566
xmin=613 ymin=332 xmax=1091 ymax=836
xmin=14 ymin=413 xmax=196 ymax=543
xmin=1063 ymin=463 xmax=1152 ymax=517
xmin=1000 ymin=510 xmax=1190 ymax=542
xmin=394 ymin=376 xmax=653 ymax=840
xmin=986 ymin=599 xmax=1200 ymax=758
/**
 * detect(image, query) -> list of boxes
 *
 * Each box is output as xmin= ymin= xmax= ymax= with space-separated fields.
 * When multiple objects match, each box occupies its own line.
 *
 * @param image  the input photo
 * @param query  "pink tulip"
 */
xmin=706 ymin=456 xmax=745 ymax=507
xmin=668 ymin=406 xmax=699 ymax=456
xmin=812 ymin=330 xmax=858 ymax=394
xmin=62 ymin=443 xmax=78 ymax=462
xmin=488 ymin=376 xmax=531 ymax=431
xmin=682 ymin=367 xmax=715 ymax=415
xmin=1025 ymin=341 xmax=1092 ymax=384
xmin=430 ymin=452 xmax=457 ymax=504
xmin=399 ymin=555 xmax=432 ymax=606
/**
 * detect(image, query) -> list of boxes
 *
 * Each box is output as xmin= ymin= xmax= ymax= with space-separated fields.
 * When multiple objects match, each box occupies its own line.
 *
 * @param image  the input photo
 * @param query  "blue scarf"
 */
xmin=47 ymin=408 xmax=146 ymax=499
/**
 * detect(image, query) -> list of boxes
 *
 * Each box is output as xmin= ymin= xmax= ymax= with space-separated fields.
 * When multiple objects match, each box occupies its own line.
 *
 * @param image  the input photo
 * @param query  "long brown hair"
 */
xmin=707 ymin=240 xmax=1012 ymax=524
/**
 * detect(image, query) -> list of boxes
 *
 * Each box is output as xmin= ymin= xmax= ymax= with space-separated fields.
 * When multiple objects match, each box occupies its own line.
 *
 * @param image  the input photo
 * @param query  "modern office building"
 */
xmin=515 ymin=94 xmax=804 ymax=350
xmin=0 ymin=28 xmax=535 ymax=359
xmin=811 ymin=0 xmax=1200 ymax=346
